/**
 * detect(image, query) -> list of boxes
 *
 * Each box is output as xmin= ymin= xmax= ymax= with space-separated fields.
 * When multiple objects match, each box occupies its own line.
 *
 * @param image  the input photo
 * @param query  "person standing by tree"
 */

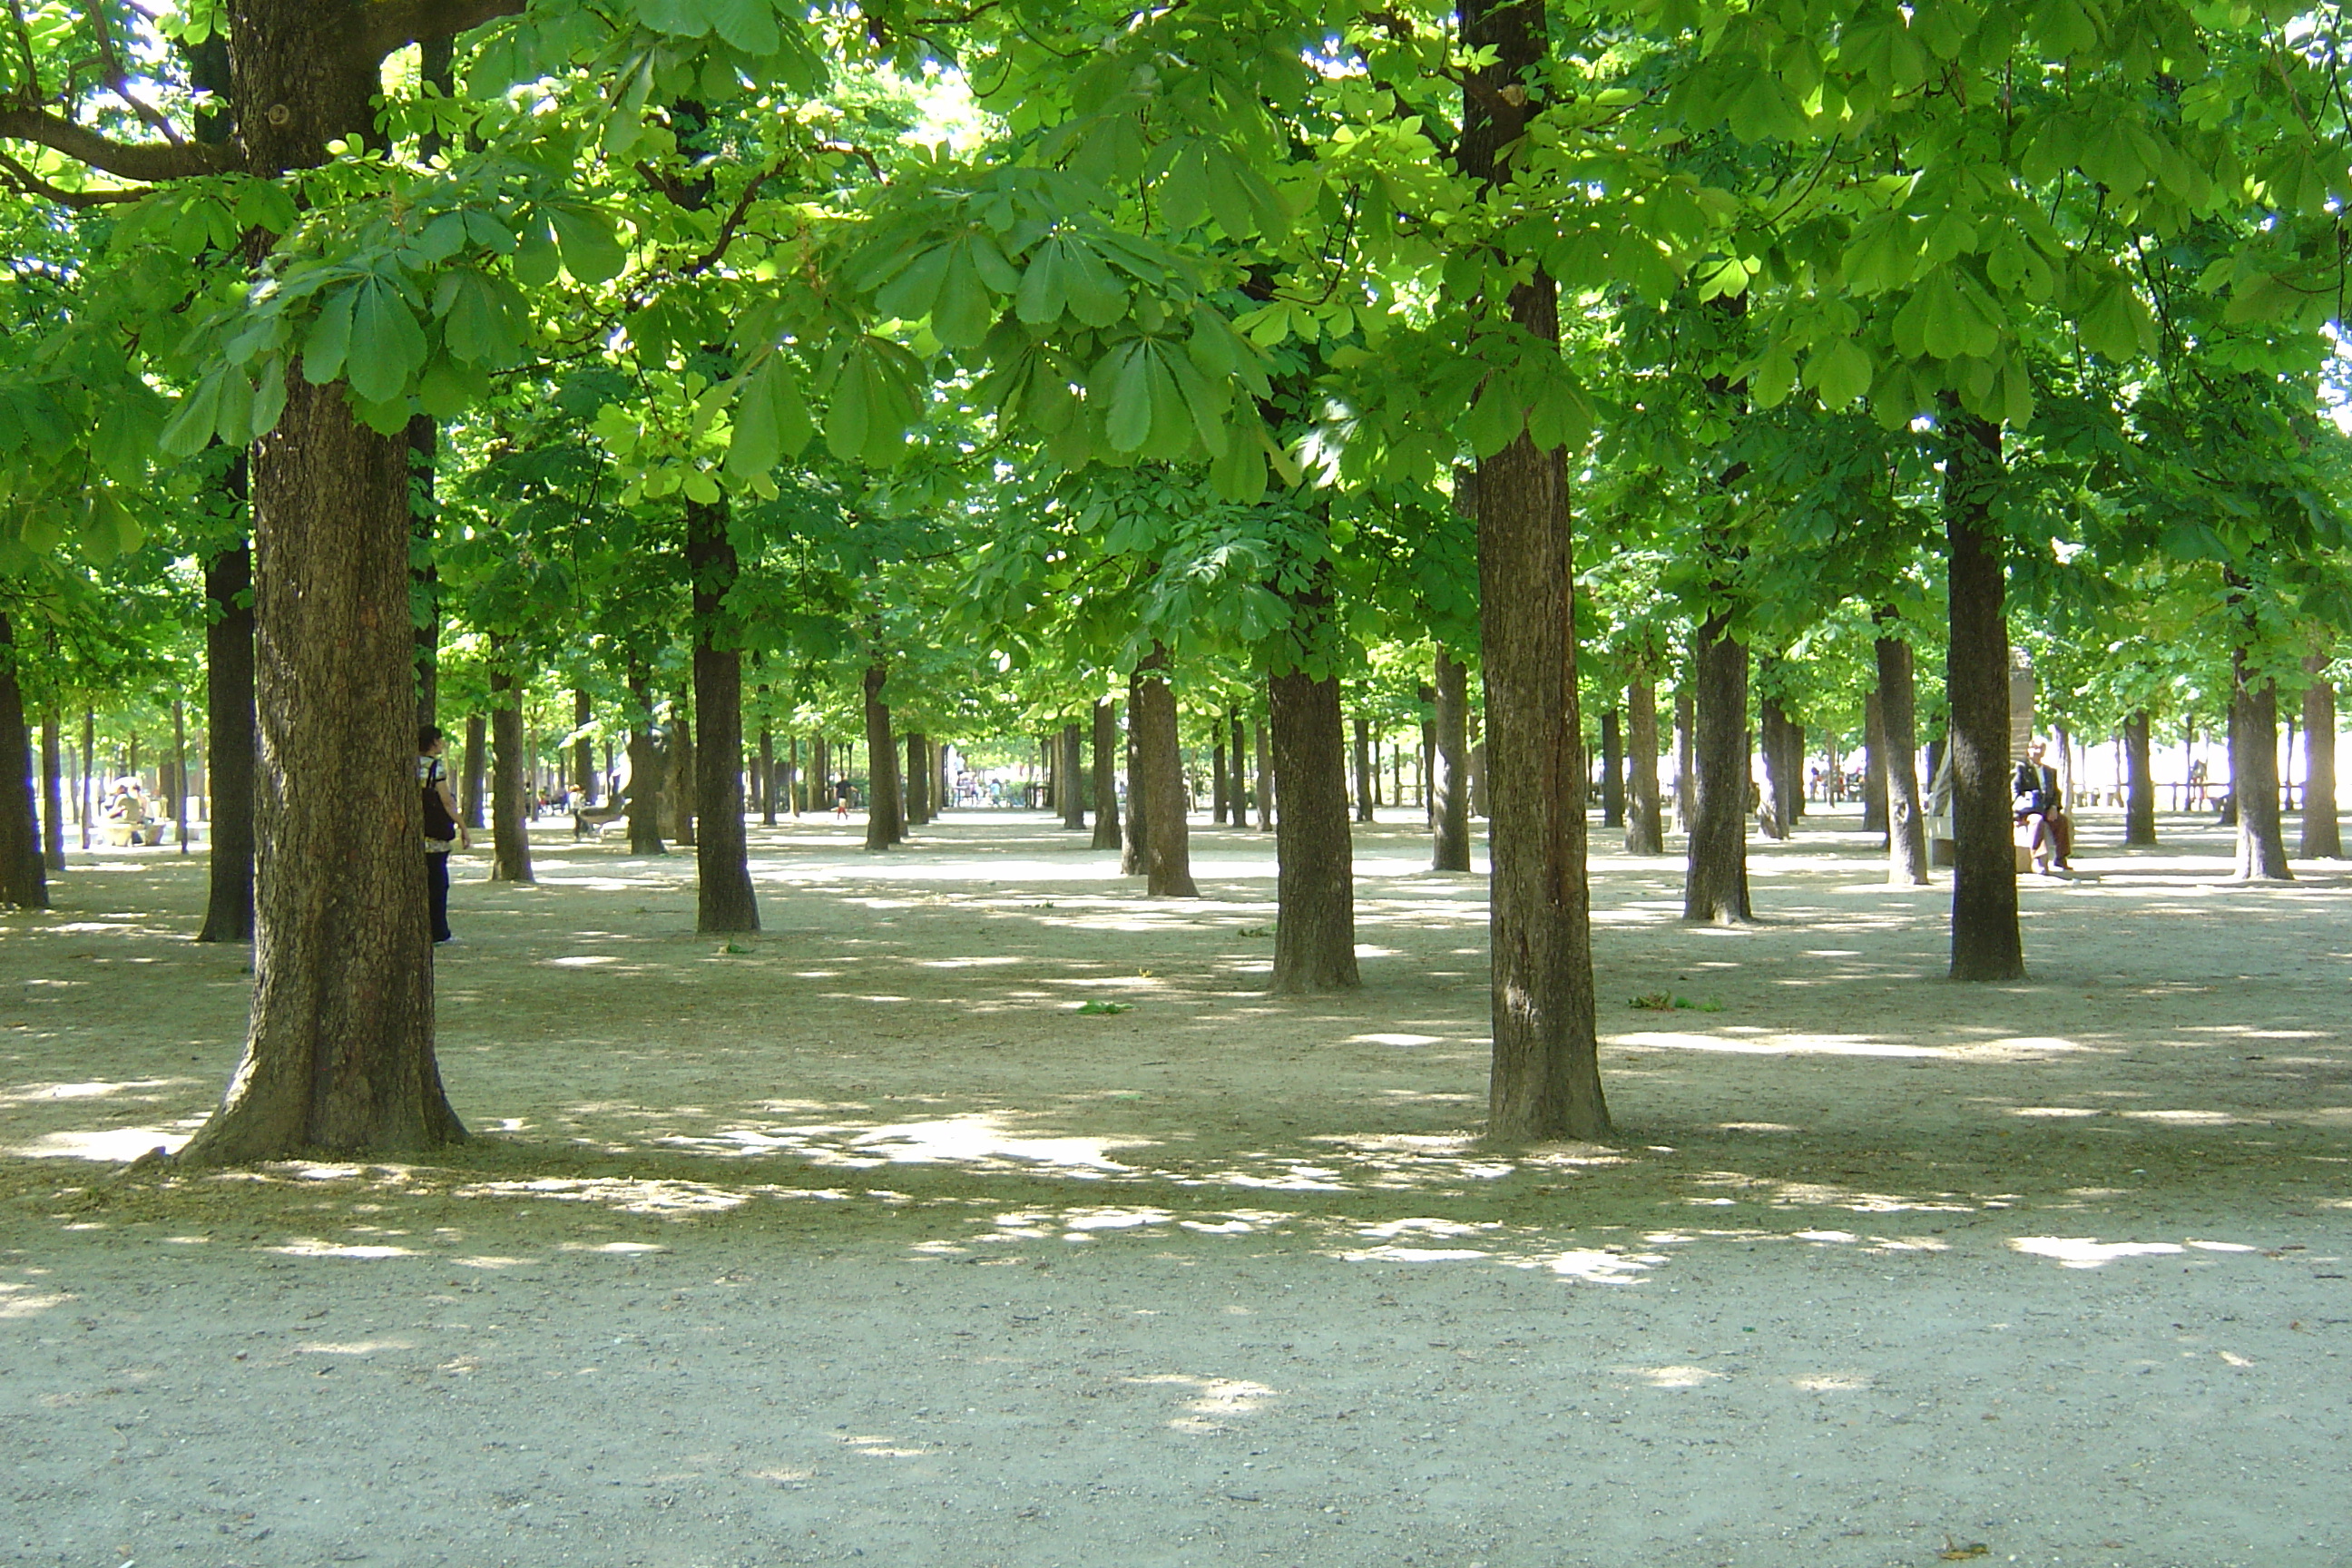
xmin=420 ymin=727 xmax=468 ymax=944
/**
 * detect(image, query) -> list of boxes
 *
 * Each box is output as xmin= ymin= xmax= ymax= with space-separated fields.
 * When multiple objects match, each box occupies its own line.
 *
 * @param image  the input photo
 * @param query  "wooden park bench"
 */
xmin=573 ymin=797 xmax=630 ymax=839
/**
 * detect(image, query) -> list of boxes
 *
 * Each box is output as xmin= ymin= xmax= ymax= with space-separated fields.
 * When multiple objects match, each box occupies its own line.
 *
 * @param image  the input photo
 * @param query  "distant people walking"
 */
xmin=833 ymin=778 xmax=852 ymax=820
xmin=420 ymin=726 xmax=469 ymax=944
xmin=2012 ymin=740 xmax=2069 ymax=873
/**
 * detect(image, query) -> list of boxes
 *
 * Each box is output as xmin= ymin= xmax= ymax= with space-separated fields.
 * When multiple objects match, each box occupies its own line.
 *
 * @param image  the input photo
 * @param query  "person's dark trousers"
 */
xmin=426 ymin=850 xmax=453 ymax=943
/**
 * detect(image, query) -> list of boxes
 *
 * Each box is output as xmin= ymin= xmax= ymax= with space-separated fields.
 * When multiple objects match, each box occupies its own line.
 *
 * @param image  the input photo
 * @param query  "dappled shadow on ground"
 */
xmin=3 ymin=806 xmax=2347 ymax=1281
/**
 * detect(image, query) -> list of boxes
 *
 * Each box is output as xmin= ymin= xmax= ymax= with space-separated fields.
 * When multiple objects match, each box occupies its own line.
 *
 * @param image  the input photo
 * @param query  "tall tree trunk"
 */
xmin=1944 ymin=409 xmax=2024 ymax=981
xmin=688 ymin=499 xmax=758 ymax=929
xmin=489 ymin=662 xmax=533 ymax=885
xmin=1252 ymin=710 xmax=1274 ymax=831
xmin=1122 ymin=677 xmax=1149 ymax=874
xmin=1433 ymin=649 xmax=1473 ymax=870
xmin=460 ymin=713 xmax=486 ymax=830
xmin=1456 ymin=3 xmax=1609 ymax=1140
xmin=2230 ymin=646 xmax=2292 ymax=880
xmin=2122 ymin=710 xmax=2157 ymax=846
xmin=1230 ymin=710 xmax=1250 ymax=822
xmin=808 ymin=733 xmax=827 ymax=818
xmin=906 ymin=733 xmax=932 ymax=827
xmin=1672 ymin=686 xmax=1693 ymax=832
xmin=1269 ymin=668 xmax=1358 ymax=991
xmin=1134 ymin=646 xmax=1197 ymax=896
xmin=1351 ymin=714 xmax=1375 ymax=822
xmin=1876 ymin=633 xmax=1929 ymax=887
xmin=410 ymin=415 xmax=438 ymax=730
xmin=177 ymin=350 xmax=460 ymax=1161
xmin=862 ymin=660 xmax=903 ymax=851
xmin=759 ymin=725 xmax=776 ymax=826
xmin=1418 ymin=705 xmax=1436 ymax=828
xmin=39 ymin=711 xmax=64 ymax=872
xmin=1058 ymin=722 xmax=1084 ymax=829
xmin=572 ymin=689 xmax=594 ymax=803
xmin=1624 ymin=672 xmax=1663 ymax=855
xmin=171 ymin=699 xmax=189 ymax=852
xmin=626 ymin=668 xmax=665 ymax=855
xmin=1211 ymin=717 xmax=1229 ymax=824
xmin=80 ymin=709 xmax=94 ymax=850
xmin=0 ymin=612 xmax=44 ymax=908
xmin=1599 ymin=707 xmax=1623 ymax=828
xmin=1861 ymin=690 xmax=1888 ymax=838
xmin=199 ymin=536 xmax=257 ymax=941
xmin=1758 ymin=695 xmax=1794 ymax=839
xmin=1682 ymin=613 xmax=1751 ymax=921
xmin=2300 ymin=659 xmax=2339 ymax=858
xmin=667 ymin=694 xmax=696 ymax=847
xmin=1092 ymin=700 xmax=1122 ymax=851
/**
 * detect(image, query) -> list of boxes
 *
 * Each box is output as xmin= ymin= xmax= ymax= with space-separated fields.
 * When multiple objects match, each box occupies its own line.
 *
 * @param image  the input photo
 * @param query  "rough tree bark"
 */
xmin=1252 ymin=713 xmax=1273 ymax=831
xmin=1211 ymin=718 xmax=1229 ymax=825
xmin=2123 ymin=710 xmax=2157 ymax=847
xmin=1682 ymin=613 xmax=1751 ymax=922
xmin=1433 ymin=649 xmax=1473 ymax=871
xmin=688 ymin=497 xmax=758 ymax=930
xmin=177 ymin=329 xmax=458 ymax=1160
xmin=2300 ymin=659 xmax=2340 ymax=858
xmin=0 ymin=612 xmax=43 ymax=909
xmin=1672 ymin=687 xmax=1693 ymax=832
xmin=625 ymin=669 xmax=665 ymax=856
xmin=40 ymin=712 xmax=64 ymax=872
xmin=1121 ymin=675 xmax=1148 ymax=875
xmin=1876 ymin=632 xmax=1928 ymax=887
xmin=862 ymin=659 xmax=903 ymax=852
xmin=1861 ymin=690 xmax=1888 ymax=838
xmin=459 ymin=712 xmax=486 ymax=830
xmin=2230 ymin=645 xmax=2292 ymax=881
xmin=410 ymin=415 xmax=438 ymax=730
xmin=1230 ymin=710 xmax=1249 ymax=823
xmin=1269 ymin=669 xmax=1358 ymax=992
xmin=1351 ymin=715 xmax=1375 ymax=822
xmin=572 ymin=689 xmax=594 ymax=803
xmin=906 ymin=733 xmax=932 ymax=828
xmin=1092 ymin=701 xmax=1122 ymax=851
xmin=1757 ymin=694 xmax=1795 ymax=840
xmin=1058 ymin=723 xmax=1084 ymax=830
xmin=1944 ymin=409 xmax=2024 ymax=981
xmin=1599 ymin=708 xmax=1623 ymax=828
xmin=489 ymin=662 xmax=533 ymax=885
xmin=759 ymin=725 xmax=776 ymax=826
xmin=1133 ymin=647 xmax=1197 ymax=897
xmin=667 ymin=695 xmax=696 ymax=848
xmin=1624 ymin=671 xmax=1663 ymax=855
xmin=199 ymin=536 xmax=257 ymax=941
xmin=1456 ymin=11 xmax=1608 ymax=1142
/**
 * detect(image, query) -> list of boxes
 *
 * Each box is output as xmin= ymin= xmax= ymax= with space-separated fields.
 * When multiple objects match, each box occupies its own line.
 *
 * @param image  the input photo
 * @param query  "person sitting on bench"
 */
xmin=2011 ymin=740 xmax=2070 ymax=873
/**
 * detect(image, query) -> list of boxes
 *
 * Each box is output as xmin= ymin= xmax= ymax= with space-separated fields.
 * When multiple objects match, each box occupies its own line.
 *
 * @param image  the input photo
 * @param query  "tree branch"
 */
xmin=0 ymin=107 xmax=229 ymax=180
xmin=358 ymin=0 xmax=529 ymax=61
xmin=683 ymin=162 xmax=784 ymax=276
xmin=0 ymin=146 xmax=147 ymax=205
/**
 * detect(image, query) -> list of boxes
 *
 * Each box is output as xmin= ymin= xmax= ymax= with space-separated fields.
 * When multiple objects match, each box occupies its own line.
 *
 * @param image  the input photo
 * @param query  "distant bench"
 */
xmin=573 ymin=797 xmax=629 ymax=839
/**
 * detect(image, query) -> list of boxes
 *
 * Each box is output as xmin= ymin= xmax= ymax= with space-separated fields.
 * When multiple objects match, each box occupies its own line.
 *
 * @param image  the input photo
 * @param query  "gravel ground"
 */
xmin=3 ymin=807 xmax=2347 ymax=1567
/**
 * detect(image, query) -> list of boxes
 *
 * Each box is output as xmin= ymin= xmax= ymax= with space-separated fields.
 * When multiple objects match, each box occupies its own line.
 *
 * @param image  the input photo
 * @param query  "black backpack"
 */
xmin=423 ymin=760 xmax=457 ymax=841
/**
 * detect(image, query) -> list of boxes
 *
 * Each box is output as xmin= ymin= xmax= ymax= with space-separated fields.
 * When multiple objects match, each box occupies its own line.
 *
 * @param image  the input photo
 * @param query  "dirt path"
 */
xmin=3 ymin=808 xmax=2346 ymax=1567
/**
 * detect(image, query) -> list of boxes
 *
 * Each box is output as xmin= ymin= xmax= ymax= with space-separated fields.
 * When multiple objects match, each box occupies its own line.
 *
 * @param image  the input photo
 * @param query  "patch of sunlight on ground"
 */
xmin=659 ymin=1111 xmax=1146 ymax=1174
xmin=6 ymin=1125 xmax=194 ymax=1161
xmin=267 ymin=1239 xmax=419 ymax=1259
xmin=0 ymin=1077 xmax=197 ymax=1107
xmin=2009 ymin=1237 xmax=2187 ymax=1268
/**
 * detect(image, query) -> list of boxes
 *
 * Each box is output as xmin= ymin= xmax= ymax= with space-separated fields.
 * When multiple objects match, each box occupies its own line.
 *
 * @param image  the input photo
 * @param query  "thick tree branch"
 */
xmin=358 ymin=0 xmax=529 ymax=62
xmin=0 ymin=146 xmax=147 ymax=205
xmin=0 ymin=107 xmax=229 ymax=180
